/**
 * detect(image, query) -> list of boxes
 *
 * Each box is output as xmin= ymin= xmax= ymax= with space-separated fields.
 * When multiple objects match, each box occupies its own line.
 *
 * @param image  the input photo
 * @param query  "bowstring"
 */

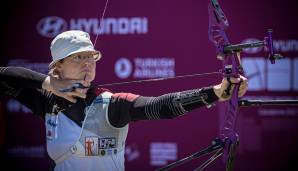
xmin=90 ymin=71 xmax=221 ymax=88
xmin=93 ymin=0 xmax=109 ymax=47
xmin=90 ymin=0 xmax=221 ymax=88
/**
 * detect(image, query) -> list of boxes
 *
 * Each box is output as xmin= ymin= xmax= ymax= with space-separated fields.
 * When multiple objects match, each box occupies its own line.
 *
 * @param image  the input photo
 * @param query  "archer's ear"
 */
xmin=49 ymin=61 xmax=64 ymax=78
xmin=55 ymin=62 xmax=62 ymax=70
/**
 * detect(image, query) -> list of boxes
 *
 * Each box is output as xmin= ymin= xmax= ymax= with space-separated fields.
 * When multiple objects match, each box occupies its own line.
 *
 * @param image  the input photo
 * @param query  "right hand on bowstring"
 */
xmin=42 ymin=76 xmax=90 ymax=103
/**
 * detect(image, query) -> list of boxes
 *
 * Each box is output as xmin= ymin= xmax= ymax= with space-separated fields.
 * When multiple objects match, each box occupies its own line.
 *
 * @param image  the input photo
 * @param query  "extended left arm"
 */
xmin=108 ymin=86 xmax=218 ymax=128
xmin=107 ymin=76 xmax=248 ymax=128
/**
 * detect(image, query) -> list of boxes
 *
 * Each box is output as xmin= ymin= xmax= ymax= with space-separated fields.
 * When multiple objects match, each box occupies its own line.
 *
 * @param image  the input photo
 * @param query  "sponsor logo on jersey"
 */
xmin=85 ymin=136 xmax=99 ymax=156
xmin=84 ymin=136 xmax=117 ymax=156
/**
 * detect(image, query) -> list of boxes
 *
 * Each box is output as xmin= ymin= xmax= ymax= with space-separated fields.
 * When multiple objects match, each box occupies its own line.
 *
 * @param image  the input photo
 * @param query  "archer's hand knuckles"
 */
xmin=219 ymin=84 xmax=233 ymax=100
xmin=51 ymin=77 xmax=68 ymax=89
xmin=75 ymin=88 xmax=87 ymax=98
xmin=229 ymin=77 xmax=242 ymax=84
xmin=81 ymin=80 xmax=90 ymax=87
xmin=239 ymin=75 xmax=248 ymax=83
xmin=69 ymin=89 xmax=86 ymax=99
xmin=69 ymin=79 xmax=89 ymax=87
xmin=239 ymin=76 xmax=248 ymax=88
xmin=64 ymin=95 xmax=77 ymax=103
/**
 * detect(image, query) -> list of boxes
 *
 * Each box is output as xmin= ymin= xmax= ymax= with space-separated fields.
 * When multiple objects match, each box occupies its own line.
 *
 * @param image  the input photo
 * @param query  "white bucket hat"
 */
xmin=49 ymin=30 xmax=101 ymax=68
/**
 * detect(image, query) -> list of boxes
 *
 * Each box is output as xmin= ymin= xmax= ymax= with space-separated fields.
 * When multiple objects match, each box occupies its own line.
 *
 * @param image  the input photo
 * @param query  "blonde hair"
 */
xmin=48 ymin=59 xmax=64 ymax=77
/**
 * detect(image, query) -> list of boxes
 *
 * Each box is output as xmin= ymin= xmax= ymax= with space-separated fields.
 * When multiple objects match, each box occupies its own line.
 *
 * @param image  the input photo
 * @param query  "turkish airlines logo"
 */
xmin=37 ymin=16 xmax=67 ymax=38
xmin=115 ymin=58 xmax=133 ymax=79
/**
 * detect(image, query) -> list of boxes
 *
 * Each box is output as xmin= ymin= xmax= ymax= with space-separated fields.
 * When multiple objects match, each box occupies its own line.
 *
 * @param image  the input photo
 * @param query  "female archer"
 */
xmin=0 ymin=30 xmax=248 ymax=171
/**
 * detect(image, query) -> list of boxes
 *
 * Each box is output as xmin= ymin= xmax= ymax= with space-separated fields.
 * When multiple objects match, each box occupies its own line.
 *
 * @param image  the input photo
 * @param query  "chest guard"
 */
xmin=52 ymin=91 xmax=129 ymax=164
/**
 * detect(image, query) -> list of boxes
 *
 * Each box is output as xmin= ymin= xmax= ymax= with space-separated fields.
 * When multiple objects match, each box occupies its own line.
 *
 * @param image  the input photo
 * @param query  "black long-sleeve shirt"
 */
xmin=0 ymin=67 xmax=218 ymax=128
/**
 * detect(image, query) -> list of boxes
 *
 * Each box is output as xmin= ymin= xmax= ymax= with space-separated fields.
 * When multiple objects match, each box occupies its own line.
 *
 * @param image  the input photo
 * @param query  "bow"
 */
xmin=208 ymin=0 xmax=242 ymax=169
xmin=157 ymin=0 xmax=286 ymax=171
xmin=208 ymin=0 xmax=286 ymax=169
xmin=61 ymin=1 xmax=296 ymax=170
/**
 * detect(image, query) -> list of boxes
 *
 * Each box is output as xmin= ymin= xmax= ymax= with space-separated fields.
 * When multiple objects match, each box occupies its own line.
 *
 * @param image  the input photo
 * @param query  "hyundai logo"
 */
xmin=37 ymin=16 xmax=67 ymax=38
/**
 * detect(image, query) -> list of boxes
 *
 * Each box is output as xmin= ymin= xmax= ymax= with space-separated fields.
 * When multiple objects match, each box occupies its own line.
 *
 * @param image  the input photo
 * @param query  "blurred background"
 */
xmin=0 ymin=0 xmax=298 ymax=170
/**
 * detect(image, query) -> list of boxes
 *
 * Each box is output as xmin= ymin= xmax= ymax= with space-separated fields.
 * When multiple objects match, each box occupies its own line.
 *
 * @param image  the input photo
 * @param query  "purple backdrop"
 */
xmin=1 ymin=0 xmax=298 ymax=170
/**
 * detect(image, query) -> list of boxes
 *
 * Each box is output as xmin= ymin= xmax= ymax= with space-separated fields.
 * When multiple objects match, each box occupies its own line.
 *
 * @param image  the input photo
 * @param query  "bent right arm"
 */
xmin=0 ymin=67 xmax=47 ymax=93
xmin=0 ymin=66 xmax=91 ymax=117
xmin=0 ymin=67 xmax=52 ymax=118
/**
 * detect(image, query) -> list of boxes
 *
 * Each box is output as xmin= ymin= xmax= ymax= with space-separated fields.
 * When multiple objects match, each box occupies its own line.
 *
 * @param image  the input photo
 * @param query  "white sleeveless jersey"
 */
xmin=45 ymin=91 xmax=129 ymax=171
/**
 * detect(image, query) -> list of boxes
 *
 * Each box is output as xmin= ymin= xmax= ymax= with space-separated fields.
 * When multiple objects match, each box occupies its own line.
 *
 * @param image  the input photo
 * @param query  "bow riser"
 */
xmin=209 ymin=0 xmax=243 ymax=167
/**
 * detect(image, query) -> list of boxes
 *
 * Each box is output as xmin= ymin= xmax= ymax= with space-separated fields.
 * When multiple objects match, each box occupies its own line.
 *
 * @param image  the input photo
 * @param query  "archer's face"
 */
xmin=57 ymin=51 xmax=97 ymax=82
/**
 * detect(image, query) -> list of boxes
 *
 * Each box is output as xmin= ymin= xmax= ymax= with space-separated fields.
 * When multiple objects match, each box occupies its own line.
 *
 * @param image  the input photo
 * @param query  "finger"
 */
xmin=238 ymin=85 xmax=247 ymax=92
xmin=221 ymin=77 xmax=230 ymax=89
xmin=69 ymin=91 xmax=86 ymax=99
xmin=239 ymin=75 xmax=248 ymax=82
xmin=75 ymin=80 xmax=90 ymax=87
xmin=229 ymin=77 xmax=241 ymax=84
xmin=240 ymin=83 xmax=248 ymax=90
xmin=239 ymin=80 xmax=248 ymax=92
xmin=238 ymin=89 xmax=247 ymax=97
xmin=68 ymin=91 xmax=86 ymax=99
xmin=238 ymin=85 xmax=247 ymax=97
xmin=75 ymin=88 xmax=88 ymax=95
xmin=75 ymin=88 xmax=83 ymax=94
xmin=82 ymin=88 xmax=88 ymax=94
xmin=222 ymin=84 xmax=235 ymax=98
xmin=63 ymin=94 xmax=77 ymax=103
xmin=240 ymin=77 xmax=248 ymax=87
xmin=65 ymin=79 xmax=88 ymax=89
